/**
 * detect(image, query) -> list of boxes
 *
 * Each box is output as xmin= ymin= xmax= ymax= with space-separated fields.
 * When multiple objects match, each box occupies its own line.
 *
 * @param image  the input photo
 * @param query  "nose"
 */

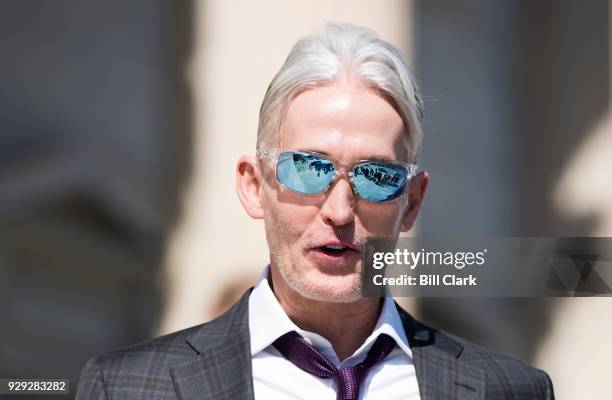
xmin=319 ymin=176 xmax=355 ymax=226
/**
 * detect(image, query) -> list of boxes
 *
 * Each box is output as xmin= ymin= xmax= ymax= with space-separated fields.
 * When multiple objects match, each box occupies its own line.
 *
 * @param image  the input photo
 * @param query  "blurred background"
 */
xmin=0 ymin=0 xmax=610 ymax=399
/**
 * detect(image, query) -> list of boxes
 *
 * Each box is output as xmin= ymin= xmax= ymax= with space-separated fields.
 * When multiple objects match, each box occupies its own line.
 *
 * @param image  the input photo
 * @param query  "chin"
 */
xmin=283 ymin=269 xmax=363 ymax=303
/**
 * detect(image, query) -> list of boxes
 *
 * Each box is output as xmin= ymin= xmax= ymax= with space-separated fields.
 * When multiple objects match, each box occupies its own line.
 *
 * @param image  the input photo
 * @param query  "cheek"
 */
xmin=357 ymin=202 xmax=405 ymax=234
xmin=262 ymin=187 xmax=319 ymax=235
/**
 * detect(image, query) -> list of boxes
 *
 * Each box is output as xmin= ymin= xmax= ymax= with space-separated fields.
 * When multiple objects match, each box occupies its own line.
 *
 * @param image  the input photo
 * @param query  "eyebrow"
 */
xmin=297 ymin=148 xmax=398 ymax=163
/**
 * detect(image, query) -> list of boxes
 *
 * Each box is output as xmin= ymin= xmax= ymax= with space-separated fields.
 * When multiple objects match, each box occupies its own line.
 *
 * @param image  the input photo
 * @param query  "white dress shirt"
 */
xmin=248 ymin=266 xmax=421 ymax=399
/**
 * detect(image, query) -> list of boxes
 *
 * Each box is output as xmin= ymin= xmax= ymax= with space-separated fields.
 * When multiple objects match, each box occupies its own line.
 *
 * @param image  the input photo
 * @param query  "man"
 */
xmin=76 ymin=23 xmax=554 ymax=400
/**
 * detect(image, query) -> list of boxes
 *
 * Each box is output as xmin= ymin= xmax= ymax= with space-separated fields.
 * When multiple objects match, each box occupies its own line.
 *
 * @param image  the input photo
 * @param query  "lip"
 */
xmin=305 ymin=240 xmax=362 ymax=268
xmin=311 ymin=240 xmax=360 ymax=251
xmin=307 ymin=246 xmax=361 ymax=266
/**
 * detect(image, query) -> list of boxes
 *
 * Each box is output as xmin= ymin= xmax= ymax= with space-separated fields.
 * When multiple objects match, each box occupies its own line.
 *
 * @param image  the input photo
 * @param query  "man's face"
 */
xmin=258 ymin=82 xmax=422 ymax=303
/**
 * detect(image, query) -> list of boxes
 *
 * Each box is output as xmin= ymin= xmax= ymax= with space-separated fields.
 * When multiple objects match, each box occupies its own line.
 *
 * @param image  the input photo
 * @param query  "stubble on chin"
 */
xmin=274 ymin=256 xmax=363 ymax=304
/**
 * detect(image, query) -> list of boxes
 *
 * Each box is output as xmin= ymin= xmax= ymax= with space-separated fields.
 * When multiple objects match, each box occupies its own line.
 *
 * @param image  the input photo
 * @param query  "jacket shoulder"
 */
xmin=94 ymin=323 xmax=202 ymax=367
xmin=452 ymin=331 xmax=550 ymax=376
xmin=397 ymin=305 xmax=554 ymax=399
xmin=451 ymin=332 xmax=554 ymax=398
xmin=76 ymin=290 xmax=252 ymax=400
xmin=76 ymin=323 xmax=205 ymax=400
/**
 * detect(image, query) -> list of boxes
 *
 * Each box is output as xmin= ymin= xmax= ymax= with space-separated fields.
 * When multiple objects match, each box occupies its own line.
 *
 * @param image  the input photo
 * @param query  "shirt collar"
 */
xmin=248 ymin=265 xmax=413 ymax=364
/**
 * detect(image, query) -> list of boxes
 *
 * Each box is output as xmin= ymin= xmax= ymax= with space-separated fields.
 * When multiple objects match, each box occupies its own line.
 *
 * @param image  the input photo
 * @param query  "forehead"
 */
xmin=281 ymin=83 xmax=407 ymax=161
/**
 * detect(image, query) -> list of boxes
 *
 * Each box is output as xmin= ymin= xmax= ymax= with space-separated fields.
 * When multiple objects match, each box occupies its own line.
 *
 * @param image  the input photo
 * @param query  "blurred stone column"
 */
xmin=159 ymin=0 xmax=416 ymax=333
xmin=536 ymin=2 xmax=612 ymax=398
xmin=0 ymin=0 xmax=174 ymax=385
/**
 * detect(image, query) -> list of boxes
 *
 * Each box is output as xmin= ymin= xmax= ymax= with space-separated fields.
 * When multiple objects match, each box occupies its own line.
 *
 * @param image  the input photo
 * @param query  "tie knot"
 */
xmin=273 ymin=332 xmax=396 ymax=400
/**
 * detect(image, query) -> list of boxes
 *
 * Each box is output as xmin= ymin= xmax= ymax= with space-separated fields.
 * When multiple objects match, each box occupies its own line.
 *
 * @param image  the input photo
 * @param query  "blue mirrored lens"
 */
xmin=353 ymin=162 xmax=408 ymax=202
xmin=277 ymin=152 xmax=335 ymax=194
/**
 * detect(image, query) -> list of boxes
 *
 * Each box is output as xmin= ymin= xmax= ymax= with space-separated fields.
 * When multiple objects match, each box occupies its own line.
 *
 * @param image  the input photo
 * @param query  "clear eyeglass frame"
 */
xmin=256 ymin=147 xmax=419 ymax=203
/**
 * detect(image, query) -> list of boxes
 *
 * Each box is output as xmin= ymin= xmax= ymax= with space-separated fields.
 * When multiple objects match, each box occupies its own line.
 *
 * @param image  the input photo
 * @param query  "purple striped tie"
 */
xmin=273 ymin=331 xmax=396 ymax=400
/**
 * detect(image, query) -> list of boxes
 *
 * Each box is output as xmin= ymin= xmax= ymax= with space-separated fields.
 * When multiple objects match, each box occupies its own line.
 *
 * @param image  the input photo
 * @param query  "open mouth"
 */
xmin=314 ymin=244 xmax=360 ymax=259
xmin=319 ymin=244 xmax=351 ymax=256
xmin=306 ymin=243 xmax=361 ymax=270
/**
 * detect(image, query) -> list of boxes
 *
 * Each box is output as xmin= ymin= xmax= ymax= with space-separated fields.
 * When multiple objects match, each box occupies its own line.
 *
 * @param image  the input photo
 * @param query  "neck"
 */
xmin=269 ymin=267 xmax=382 ymax=361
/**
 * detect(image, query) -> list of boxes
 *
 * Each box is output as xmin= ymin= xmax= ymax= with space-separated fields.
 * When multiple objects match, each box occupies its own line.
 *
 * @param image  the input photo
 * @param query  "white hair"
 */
xmin=257 ymin=22 xmax=424 ymax=162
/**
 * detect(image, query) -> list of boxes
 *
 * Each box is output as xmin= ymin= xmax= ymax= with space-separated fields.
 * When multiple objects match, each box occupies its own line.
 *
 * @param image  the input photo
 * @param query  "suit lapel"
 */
xmin=397 ymin=304 xmax=486 ymax=400
xmin=170 ymin=291 xmax=255 ymax=400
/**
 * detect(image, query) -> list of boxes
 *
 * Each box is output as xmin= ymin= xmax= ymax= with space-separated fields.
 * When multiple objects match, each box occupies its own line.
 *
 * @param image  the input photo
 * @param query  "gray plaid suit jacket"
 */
xmin=76 ymin=290 xmax=554 ymax=399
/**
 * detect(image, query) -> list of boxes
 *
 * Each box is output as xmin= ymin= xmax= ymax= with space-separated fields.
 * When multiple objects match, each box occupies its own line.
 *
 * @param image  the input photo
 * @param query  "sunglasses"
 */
xmin=257 ymin=148 xmax=418 ymax=203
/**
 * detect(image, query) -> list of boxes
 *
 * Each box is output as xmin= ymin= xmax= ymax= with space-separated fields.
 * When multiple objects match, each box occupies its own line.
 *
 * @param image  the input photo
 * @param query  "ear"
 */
xmin=400 ymin=171 xmax=429 ymax=232
xmin=236 ymin=154 xmax=264 ymax=219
